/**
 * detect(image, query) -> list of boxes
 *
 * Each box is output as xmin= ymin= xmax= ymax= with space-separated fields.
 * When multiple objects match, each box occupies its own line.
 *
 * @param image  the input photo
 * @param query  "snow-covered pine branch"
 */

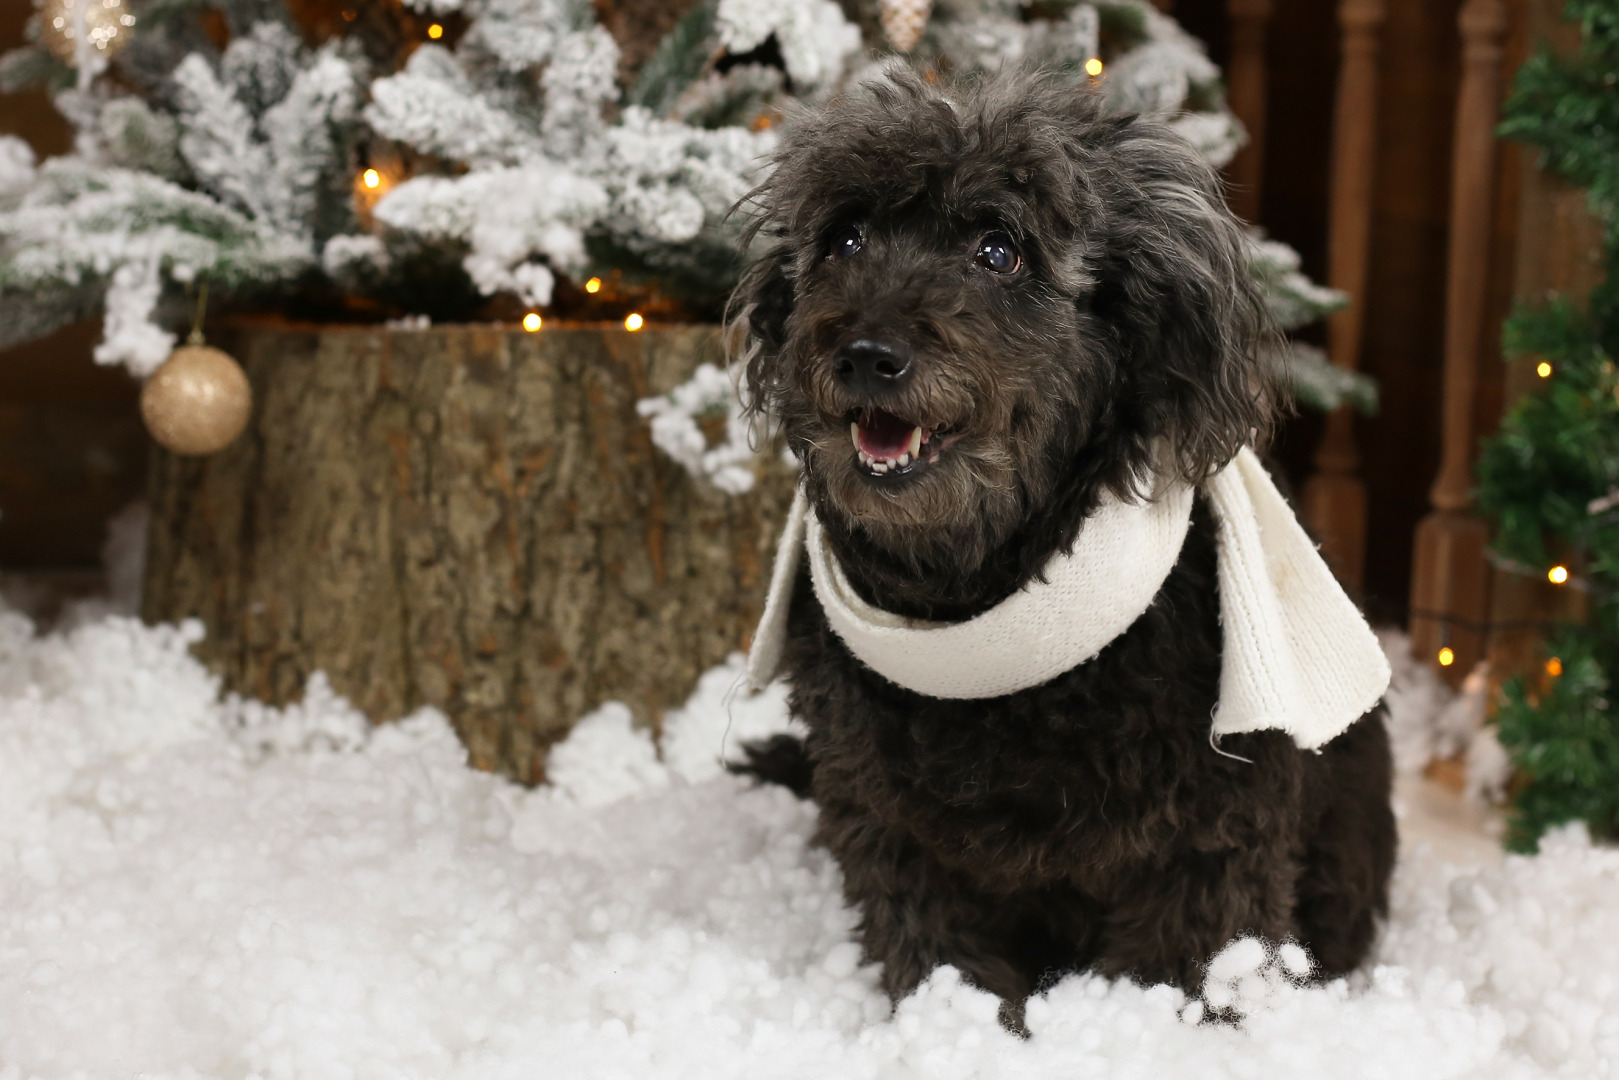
xmin=593 ymin=109 xmax=773 ymax=289
xmin=0 ymin=158 xmax=309 ymax=369
xmin=370 ymin=0 xmax=796 ymax=305
xmin=1243 ymin=237 xmax=1375 ymax=413
xmin=260 ymin=47 xmax=362 ymax=234
xmin=220 ymin=19 xmax=303 ymax=117
xmin=96 ymin=100 xmax=186 ymax=182
xmin=1246 ymin=232 xmax=1347 ymax=333
xmin=715 ymin=0 xmax=861 ymax=88
xmin=0 ymin=135 xmax=35 ymax=201
xmin=98 ymin=259 xmax=176 ymax=371
xmin=366 ymin=45 xmax=534 ymax=167
xmin=1265 ymin=342 xmax=1379 ymax=416
xmin=540 ymin=27 xmax=619 ymax=153
xmin=461 ymin=0 xmax=595 ymax=73
xmin=636 ymin=362 xmax=764 ymax=495
xmin=374 ymin=164 xmax=608 ymax=306
xmin=172 ymin=53 xmax=277 ymax=226
xmin=0 ymin=19 xmax=363 ymax=374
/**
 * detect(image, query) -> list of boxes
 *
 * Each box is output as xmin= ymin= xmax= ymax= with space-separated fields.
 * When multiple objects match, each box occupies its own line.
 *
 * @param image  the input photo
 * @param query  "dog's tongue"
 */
xmin=857 ymin=409 xmax=915 ymax=460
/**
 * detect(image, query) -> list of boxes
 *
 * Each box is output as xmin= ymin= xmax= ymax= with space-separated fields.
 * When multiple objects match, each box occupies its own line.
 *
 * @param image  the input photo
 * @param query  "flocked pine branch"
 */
xmin=0 ymin=158 xmax=310 ymax=369
xmin=1246 ymin=234 xmax=1377 ymax=415
xmin=365 ymin=46 xmax=533 ymax=166
xmin=366 ymin=0 xmax=834 ymax=304
xmin=0 ymin=16 xmax=363 ymax=374
xmin=172 ymin=54 xmax=279 ymax=225
xmin=714 ymin=0 xmax=861 ymax=88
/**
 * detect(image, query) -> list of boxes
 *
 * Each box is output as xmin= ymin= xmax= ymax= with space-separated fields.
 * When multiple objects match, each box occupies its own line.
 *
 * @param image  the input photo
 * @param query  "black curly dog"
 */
xmin=727 ymin=69 xmax=1395 ymax=1021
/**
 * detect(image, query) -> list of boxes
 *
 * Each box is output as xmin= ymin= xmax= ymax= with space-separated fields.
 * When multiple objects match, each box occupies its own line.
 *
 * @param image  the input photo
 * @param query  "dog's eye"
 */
xmin=829 ymin=226 xmax=864 ymax=260
xmin=974 ymin=234 xmax=1021 ymax=274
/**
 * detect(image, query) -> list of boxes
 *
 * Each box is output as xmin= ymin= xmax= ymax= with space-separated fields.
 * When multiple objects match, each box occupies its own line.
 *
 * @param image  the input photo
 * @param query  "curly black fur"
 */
xmin=728 ymin=68 xmax=1395 ymax=1012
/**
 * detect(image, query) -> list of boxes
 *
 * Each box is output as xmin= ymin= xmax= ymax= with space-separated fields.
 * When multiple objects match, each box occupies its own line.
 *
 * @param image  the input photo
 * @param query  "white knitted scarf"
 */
xmin=746 ymin=447 xmax=1390 ymax=750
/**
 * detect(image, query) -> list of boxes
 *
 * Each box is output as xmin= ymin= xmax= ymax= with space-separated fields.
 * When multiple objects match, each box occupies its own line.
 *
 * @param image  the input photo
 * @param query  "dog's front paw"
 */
xmin=726 ymin=733 xmax=814 ymax=798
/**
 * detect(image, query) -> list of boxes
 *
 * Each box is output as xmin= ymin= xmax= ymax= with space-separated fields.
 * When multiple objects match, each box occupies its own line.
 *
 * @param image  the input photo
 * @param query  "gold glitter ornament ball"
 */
xmin=879 ymin=0 xmax=933 ymax=52
xmin=140 ymin=345 xmax=253 ymax=456
xmin=40 ymin=0 xmax=137 ymax=65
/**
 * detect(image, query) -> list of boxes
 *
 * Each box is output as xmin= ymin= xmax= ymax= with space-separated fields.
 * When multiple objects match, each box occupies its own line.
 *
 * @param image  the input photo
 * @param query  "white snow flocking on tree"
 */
xmin=0 ymin=21 xmax=362 ymax=375
xmin=715 ymin=0 xmax=862 ymax=87
xmin=636 ymin=362 xmax=762 ymax=496
xmin=1 ymin=0 xmax=1355 ymax=415
xmin=366 ymin=0 xmax=789 ymax=309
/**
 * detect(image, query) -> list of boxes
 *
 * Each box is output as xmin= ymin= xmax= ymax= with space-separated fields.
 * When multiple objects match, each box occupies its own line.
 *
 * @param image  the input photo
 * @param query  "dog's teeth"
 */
xmin=851 ymin=421 xmax=861 ymax=450
xmin=896 ymin=453 xmax=911 ymax=468
xmin=872 ymin=460 xmax=888 ymax=474
xmin=907 ymin=426 xmax=923 ymax=457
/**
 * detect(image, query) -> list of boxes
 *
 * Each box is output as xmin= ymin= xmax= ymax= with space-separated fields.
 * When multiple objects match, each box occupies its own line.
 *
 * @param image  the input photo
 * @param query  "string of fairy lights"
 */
xmin=1419 ymin=354 xmax=1589 ymax=678
xmin=353 ymin=168 xmax=648 ymax=332
xmin=337 ymin=24 xmax=1110 ymax=338
xmin=323 ymin=15 xmax=650 ymax=336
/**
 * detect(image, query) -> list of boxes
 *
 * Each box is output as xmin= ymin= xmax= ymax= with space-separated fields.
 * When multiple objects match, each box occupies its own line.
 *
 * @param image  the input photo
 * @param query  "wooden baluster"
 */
xmin=1302 ymin=0 xmax=1386 ymax=595
xmin=1409 ymin=0 xmax=1511 ymax=684
xmin=1225 ymin=0 xmax=1273 ymax=224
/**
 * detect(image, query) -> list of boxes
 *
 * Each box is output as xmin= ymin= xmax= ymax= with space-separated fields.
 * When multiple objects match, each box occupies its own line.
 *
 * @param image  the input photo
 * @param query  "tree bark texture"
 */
xmin=142 ymin=323 xmax=796 ymax=784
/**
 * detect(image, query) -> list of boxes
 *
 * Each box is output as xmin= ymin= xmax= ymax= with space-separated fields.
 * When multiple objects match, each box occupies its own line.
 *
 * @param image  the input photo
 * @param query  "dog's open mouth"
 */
xmin=848 ymin=408 xmax=962 ymax=477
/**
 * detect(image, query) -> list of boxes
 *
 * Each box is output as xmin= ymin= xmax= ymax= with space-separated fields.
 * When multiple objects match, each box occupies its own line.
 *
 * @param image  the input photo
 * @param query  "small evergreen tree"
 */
xmin=1475 ymin=0 xmax=1619 ymax=850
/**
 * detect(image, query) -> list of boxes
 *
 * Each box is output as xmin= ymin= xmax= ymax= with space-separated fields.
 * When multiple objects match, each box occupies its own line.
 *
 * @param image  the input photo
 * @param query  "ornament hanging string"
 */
xmin=189 ymin=277 xmax=209 ymax=347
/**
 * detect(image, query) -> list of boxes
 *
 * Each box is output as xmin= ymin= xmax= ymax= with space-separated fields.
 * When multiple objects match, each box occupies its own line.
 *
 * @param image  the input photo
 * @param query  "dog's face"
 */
xmin=734 ymin=70 xmax=1272 ymax=574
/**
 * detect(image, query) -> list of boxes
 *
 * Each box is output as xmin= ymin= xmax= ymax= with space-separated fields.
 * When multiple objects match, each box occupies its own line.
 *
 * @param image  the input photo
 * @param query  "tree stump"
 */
xmin=142 ymin=322 xmax=796 ymax=784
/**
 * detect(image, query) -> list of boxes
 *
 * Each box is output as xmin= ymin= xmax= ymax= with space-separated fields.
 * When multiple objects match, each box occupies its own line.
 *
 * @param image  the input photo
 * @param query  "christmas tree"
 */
xmin=0 ymin=0 xmax=1368 ymax=413
xmin=1474 ymin=0 xmax=1619 ymax=851
xmin=0 ymin=5 xmax=370 ymax=373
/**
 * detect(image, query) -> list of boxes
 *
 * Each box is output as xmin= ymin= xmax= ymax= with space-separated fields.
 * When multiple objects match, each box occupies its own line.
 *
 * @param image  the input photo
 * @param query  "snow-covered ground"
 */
xmin=1 ymin=608 xmax=1615 ymax=1079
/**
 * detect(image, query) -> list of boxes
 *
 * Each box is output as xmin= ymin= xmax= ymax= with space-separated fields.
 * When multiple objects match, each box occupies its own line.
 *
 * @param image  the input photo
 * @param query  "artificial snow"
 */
xmin=0 ymin=608 xmax=1615 ymax=1079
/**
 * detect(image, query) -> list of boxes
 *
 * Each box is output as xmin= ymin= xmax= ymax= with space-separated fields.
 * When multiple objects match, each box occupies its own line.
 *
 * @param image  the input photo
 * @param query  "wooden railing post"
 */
xmin=1225 ymin=0 xmax=1274 ymax=224
xmin=1302 ymin=0 xmax=1386 ymax=595
xmin=1409 ymin=0 xmax=1511 ymax=684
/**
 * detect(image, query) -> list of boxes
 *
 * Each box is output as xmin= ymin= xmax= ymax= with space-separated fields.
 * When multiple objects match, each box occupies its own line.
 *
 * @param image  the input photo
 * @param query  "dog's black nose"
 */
xmin=834 ymin=338 xmax=914 ymax=397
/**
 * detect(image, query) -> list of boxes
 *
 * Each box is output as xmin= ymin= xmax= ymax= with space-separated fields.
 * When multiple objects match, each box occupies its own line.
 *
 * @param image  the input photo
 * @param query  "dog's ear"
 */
xmin=1085 ymin=118 xmax=1277 ymax=487
xmin=728 ymin=241 xmax=797 ymax=422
